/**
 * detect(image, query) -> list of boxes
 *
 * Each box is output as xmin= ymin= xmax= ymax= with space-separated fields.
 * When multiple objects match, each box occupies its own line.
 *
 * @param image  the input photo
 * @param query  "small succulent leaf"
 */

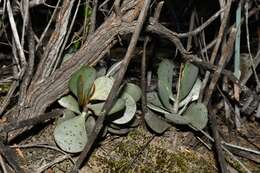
xmin=183 ymin=102 xmax=208 ymax=130
xmin=158 ymin=81 xmax=172 ymax=110
xmin=113 ymin=94 xmax=136 ymax=124
xmin=54 ymin=113 xmax=87 ymax=153
xmin=179 ymin=79 xmax=201 ymax=107
xmin=158 ymin=59 xmax=174 ymax=92
xmin=164 ymin=113 xmax=189 ymax=125
xmin=106 ymin=60 xmax=122 ymax=77
xmin=85 ymin=116 xmax=96 ymax=137
xmin=157 ymin=59 xmax=175 ymax=109
xmin=147 ymin=92 xmax=165 ymax=109
xmin=147 ymin=103 xmax=170 ymax=114
xmin=144 ymin=109 xmax=171 ymax=134
xmin=79 ymin=68 xmax=96 ymax=105
xmin=90 ymin=76 xmax=114 ymax=101
xmin=122 ymin=83 xmax=142 ymax=102
xmin=56 ymin=110 xmax=76 ymax=125
xmin=58 ymin=95 xmax=81 ymax=114
xmin=69 ymin=67 xmax=86 ymax=97
xmin=179 ymin=63 xmax=199 ymax=101
xmin=69 ymin=66 xmax=96 ymax=100
xmin=88 ymin=98 xmax=125 ymax=116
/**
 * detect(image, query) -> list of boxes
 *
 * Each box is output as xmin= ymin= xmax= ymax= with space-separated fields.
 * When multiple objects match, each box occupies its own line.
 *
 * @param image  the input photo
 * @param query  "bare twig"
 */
xmin=203 ymin=28 xmax=237 ymax=105
xmin=0 ymin=154 xmax=8 ymax=173
xmin=0 ymin=109 xmax=63 ymax=133
xmin=35 ymin=155 xmax=71 ymax=173
xmin=7 ymin=0 xmax=27 ymax=70
xmin=245 ymin=1 xmax=260 ymax=91
xmin=0 ymin=142 xmax=25 ymax=173
xmin=35 ymin=0 xmax=62 ymax=50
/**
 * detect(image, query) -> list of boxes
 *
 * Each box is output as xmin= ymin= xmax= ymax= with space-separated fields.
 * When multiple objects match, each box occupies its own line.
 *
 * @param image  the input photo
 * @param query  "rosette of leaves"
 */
xmin=54 ymin=66 xmax=141 ymax=153
xmin=145 ymin=59 xmax=208 ymax=134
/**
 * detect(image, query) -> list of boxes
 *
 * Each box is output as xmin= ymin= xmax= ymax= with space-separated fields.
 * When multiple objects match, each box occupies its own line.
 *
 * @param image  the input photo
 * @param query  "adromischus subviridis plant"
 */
xmin=54 ymin=66 xmax=141 ymax=153
xmin=145 ymin=59 xmax=208 ymax=134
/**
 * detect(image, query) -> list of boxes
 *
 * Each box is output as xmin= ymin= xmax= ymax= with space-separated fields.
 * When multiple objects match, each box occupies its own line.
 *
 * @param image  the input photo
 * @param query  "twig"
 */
xmin=0 ymin=142 xmax=25 ymax=173
xmin=141 ymin=37 xmax=149 ymax=121
xmin=20 ymin=0 xmax=29 ymax=48
xmin=89 ymin=0 xmax=98 ymax=34
xmin=245 ymin=1 xmax=260 ymax=91
xmin=203 ymin=28 xmax=237 ymax=105
xmin=18 ymin=17 xmax=36 ymax=106
xmin=0 ymin=154 xmax=8 ymax=173
xmin=55 ymin=0 xmax=81 ymax=71
xmin=200 ymin=130 xmax=252 ymax=173
xmin=71 ymin=0 xmax=151 ymax=172
xmin=36 ymin=155 xmax=70 ymax=173
xmin=34 ymin=0 xmax=76 ymax=82
xmin=208 ymin=104 xmax=228 ymax=173
xmin=201 ymin=1 xmax=232 ymax=104
xmin=35 ymin=0 xmax=61 ymax=50
xmin=6 ymin=0 xmax=27 ymax=69
xmin=0 ymin=109 xmax=63 ymax=133
xmin=177 ymin=8 xmax=225 ymax=38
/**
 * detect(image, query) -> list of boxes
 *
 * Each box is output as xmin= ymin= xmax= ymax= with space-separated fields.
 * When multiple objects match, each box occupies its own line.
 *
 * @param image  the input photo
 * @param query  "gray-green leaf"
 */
xmin=88 ymin=98 xmax=125 ymax=116
xmin=179 ymin=63 xmax=199 ymax=101
xmin=144 ymin=109 xmax=171 ymax=134
xmin=157 ymin=59 xmax=175 ymax=110
xmin=183 ymin=103 xmax=208 ymax=130
xmin=85 ymin=116 xmax=96 ymax=137
xmin=113 ymin=94 xmax=136 ymax=124
xmin=56 ymin=110 xmax=76 ymax=125
xmin=91 ymin=76 xmax=114 ymax=101
xmin=122 ymin=83 xmax=142 ymax=102
xmin=69 ymin=66 xmax=96 ymax=101
xmin=54 ymin=113 xmax=87 ymax=153
xmin=164 ymin=113 xmax=189 ymax=125
xmin=58 ymin=95 xmax=81 ymax=114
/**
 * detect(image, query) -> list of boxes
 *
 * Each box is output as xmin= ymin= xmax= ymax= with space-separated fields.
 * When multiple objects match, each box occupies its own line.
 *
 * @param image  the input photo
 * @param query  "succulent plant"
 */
xmin=54 ymin=66 xmax=141 ymax=153
xmin=145 ymin=59 xmax=208 ymax=134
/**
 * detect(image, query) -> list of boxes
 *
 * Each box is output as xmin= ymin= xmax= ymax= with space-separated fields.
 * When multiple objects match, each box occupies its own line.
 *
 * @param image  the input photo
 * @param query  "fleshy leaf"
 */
xmin=54 ymin=113 xmax=87 ymax=153
xmin=88 ymin=98 xmax=125 ymax=116
xmin=58 ymin=95 xmax=80 ymax=114
xmin=122 ymin=83 xmax=141 ymax=102
xmin=106 ymin=61 xmax=122 ymax=77
xmin=183 ymin=103 xmax=208 ymax=130
xmin=113 ymin=94 xmax=136 ymax=124
xmin=158 ymin=81 xmax=172 ymax=110
xmin=69 ymin=66 xmax=96 ymax=102
xmin=90 ymin=76 xmax=114 ymax=101
xmin=144 ymin=109 xmax=171 ymax=134
xmin=147 ymin=92 xmax=165 ymax=110
xmin=164 ymin=113 xmax=189 ymax=125
xmin=179 ymin=63 xmax=199 ymax=101
xmin=56 ymin=110 xmax=76 ymax=125
xmin=157 ymin=59 xmax=175 ymax=110
xmin=85 ymin=116 xmax=96 ymax=136
xmin=147 ymin=103 xmax=170 ymax=114
xmin=179 ymin=79 xmax=201 ymax=107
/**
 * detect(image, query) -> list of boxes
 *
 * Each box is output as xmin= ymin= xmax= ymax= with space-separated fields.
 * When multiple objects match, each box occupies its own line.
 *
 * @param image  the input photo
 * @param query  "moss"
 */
xmin=88 ymin=128 xmax=217 ymax=173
